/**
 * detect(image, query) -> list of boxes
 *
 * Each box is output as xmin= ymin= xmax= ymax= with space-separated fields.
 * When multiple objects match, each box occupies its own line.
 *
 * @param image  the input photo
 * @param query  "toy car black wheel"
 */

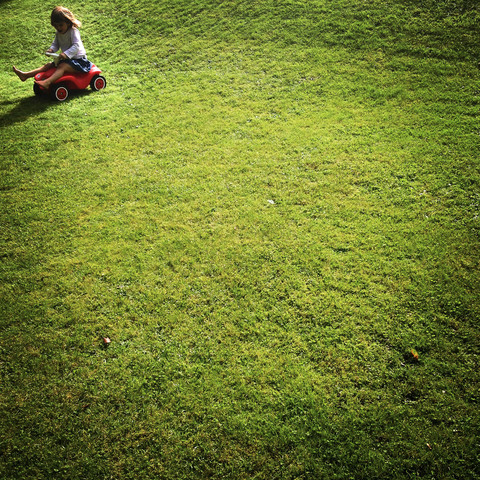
xmin=90 ymin=75 xmax=106 ymax=91
xmin=51 ymin=84 xmax=69 ymax=101
xmin=33 ymin=83 xmax=42 ymax=96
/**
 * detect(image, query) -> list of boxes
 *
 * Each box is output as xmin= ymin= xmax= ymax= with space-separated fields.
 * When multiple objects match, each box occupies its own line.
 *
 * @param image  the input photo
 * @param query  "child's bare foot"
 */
xmin=13 ymin=66 xmax=28 ymax=82
xmin=35 ymin=79 xmax=50 ymax=89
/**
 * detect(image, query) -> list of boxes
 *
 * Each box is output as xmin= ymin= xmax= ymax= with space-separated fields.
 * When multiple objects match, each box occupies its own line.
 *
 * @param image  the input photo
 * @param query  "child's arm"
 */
xmin=49 ymin=34 xmax=59 ymax=54
xmin=62 ymin=28 xmax=82 ymax=59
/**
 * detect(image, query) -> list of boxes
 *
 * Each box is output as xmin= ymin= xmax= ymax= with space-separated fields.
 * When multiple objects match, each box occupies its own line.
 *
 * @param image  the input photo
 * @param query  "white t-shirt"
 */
xmin=49 ymin=27 xmax=87 ymax=59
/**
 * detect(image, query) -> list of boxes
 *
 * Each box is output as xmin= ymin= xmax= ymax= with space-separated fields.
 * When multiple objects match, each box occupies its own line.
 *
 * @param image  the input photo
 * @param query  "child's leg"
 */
xmin=13 ymin=63 xmax=53 ymax=82
xmin=35 ymin=62 xmax=76 ymax=89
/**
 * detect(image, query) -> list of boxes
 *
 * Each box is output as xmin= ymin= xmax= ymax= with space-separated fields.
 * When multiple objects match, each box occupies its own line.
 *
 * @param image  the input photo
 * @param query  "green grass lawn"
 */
xmin=1 ymin=0 xmax=479 ymax=478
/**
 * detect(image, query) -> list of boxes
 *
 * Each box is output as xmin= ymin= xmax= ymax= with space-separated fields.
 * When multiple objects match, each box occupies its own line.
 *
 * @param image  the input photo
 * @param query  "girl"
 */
xmin=13 ymin=6 xmax=91 ymax=89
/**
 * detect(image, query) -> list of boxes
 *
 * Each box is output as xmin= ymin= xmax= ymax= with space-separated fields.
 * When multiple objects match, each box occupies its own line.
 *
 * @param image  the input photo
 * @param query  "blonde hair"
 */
xmin=51 ymin=6 xmax=82 ymax=29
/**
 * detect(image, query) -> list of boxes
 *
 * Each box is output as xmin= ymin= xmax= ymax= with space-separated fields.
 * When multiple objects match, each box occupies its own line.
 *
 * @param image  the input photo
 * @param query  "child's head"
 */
xmin=51 ymin=6 xmax=81 ymax=29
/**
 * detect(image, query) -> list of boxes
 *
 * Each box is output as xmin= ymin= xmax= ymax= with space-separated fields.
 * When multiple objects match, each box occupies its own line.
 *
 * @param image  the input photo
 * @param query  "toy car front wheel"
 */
xmin=90 ymin=75 xmax=106 ymax=91
xmin=33 ymin=83 xmax=42 ymax=96
xmin=51 ymin=84 xmax=69 ymax=101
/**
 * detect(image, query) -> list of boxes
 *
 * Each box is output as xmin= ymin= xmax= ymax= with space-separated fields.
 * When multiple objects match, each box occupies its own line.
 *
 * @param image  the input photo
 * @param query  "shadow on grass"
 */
xmin=0 ymin=94 xmax=51 ymax=128
xmin=0 ymin=88 xmax=94 ymax=128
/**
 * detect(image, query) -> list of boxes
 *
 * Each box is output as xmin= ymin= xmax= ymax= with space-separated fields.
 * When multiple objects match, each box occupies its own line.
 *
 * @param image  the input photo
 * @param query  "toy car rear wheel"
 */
xmin=51 ymin=84 xmax=69 ymax=101
xmin=90 ymin=75 xmax=106 ymax=91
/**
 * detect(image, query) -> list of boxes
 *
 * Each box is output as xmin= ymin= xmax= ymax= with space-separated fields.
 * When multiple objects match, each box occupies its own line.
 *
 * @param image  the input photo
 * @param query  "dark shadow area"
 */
xmin=0 ymin=94 xmax=52 ymax=128
xmin=0 ymin=88 xmax=94 ymax=129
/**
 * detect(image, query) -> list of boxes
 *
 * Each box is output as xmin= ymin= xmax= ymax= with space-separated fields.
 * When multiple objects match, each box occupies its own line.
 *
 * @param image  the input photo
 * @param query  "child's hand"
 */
xmin=59 ymin=53 xmax=68 ymax=60
xmin=46 ymin=49 xmax=54 ymax=54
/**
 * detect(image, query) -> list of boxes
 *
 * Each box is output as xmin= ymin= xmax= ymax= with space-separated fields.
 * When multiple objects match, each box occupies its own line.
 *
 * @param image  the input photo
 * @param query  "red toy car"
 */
xmin=34 ymin=64 xmax=106 ymax=101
